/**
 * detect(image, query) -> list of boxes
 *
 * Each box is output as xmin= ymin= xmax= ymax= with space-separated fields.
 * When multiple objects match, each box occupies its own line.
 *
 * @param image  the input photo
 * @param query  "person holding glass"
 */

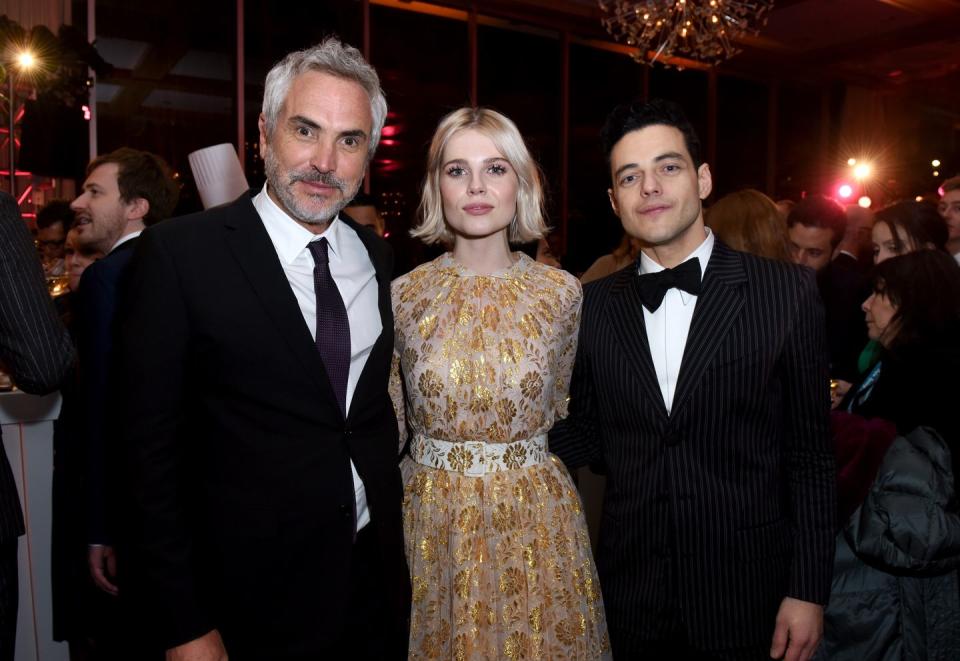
xmin=390 ymin=107 xmax=610 ymax=660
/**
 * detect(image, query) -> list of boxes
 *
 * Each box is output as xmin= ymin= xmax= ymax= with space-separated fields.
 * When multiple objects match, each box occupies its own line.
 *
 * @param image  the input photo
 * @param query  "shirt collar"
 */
xmin=111 ymin=229 xmax=142 ymax=253
xmin=253 ymin=183 xmax=343 ymax=265
xmin=638 ymin=227 xmax=715 ymax=305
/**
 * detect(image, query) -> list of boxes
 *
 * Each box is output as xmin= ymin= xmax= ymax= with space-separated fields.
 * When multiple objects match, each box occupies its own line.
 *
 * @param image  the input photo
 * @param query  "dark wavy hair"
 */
xmin=874 ymin=200 xmax=948 ymax=255
xmin=786 ymin=194 xmax=847 ymax=248
xmin=872 ymin=249 xmax=960 ymax=353
xmin=601 ymin=98 xmax=703 ymax=168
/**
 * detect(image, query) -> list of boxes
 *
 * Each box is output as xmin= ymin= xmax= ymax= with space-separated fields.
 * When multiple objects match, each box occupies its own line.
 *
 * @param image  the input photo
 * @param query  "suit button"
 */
xmin=344 ymin=427 xmax=353 ymax=438
xmin=340 ymin=505 xmax=352 ymax=520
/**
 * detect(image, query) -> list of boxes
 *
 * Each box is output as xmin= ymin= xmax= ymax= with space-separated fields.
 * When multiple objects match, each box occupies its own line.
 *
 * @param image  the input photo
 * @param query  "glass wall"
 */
xmin=80 ymin=0 xmax=868 ymax=270
xmin=716 ymin=76 xmax=768 ymax=196
xmin=94 ymin=0 xmax=237 ymax=212
xmin=369 ymin=4 xmax=469 ymax=270
xmin=478 ymin=25 xmax=561 ymax=220
xmin=567 ymin=44 xmax=643 ymax=273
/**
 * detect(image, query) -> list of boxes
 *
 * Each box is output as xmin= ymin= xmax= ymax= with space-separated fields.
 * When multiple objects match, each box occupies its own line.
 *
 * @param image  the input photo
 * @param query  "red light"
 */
xmin=379 ymin=139 xmax=397 ymax=147
xmin=837 ymin=184 xmax=853 ymax=199
xmin=381 ymin=125 xmax=399 ymax=137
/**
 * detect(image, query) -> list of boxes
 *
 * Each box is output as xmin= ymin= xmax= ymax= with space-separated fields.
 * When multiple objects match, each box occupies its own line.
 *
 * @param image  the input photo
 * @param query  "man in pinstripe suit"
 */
xmin=550 ymin=99 xmax=835 ymax=660
xmin=0 ymin=191 xmax=74 ymax=660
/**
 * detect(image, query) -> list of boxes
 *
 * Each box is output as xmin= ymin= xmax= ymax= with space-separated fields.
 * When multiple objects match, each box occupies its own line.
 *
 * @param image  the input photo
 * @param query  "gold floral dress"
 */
xmin=390 ymin=253 xmax=610 ymax=660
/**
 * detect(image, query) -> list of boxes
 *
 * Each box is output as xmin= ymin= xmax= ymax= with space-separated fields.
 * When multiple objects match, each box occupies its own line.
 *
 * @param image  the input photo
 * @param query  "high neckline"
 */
xmin=439 ymin=251 xmax=530 ymax=279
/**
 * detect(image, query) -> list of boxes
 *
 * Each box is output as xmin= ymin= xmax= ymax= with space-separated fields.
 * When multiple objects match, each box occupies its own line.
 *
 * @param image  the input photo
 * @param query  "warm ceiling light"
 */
xmin=858 ymin=196 xmax=872 ymax=209
xmin=853 ymin=163 xmax=871 ymax=180
xmin=847 ymin=158 xmax=857 ymax=166
xmin=16 ymin=51 xmax=36 ymax=70
xmin=931 ymin=159 xmax=941 ymax=168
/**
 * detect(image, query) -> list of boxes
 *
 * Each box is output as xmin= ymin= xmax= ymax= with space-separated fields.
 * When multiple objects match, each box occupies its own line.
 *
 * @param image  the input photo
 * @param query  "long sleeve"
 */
xmin=781 ymin=268 xmax=837 ymax=605
xmin=75 ymin=262 xmax=121 ymax=544
xmin=552 ymin=279 xmax=582 ymax=420
xmin=548 ymin=296 xmax=602 ymax=471
xmin=119 ymin=228 xmax=213 ymax=649
xmin=389 ymin=345 xmax=407 ymax=454
xmin=0 ymin=192 xmax=73 ymax=393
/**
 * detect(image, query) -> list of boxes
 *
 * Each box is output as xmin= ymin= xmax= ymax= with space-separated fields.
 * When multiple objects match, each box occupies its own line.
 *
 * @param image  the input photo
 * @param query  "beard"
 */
xmin=264 ymin=148 xmax=361 ymax=225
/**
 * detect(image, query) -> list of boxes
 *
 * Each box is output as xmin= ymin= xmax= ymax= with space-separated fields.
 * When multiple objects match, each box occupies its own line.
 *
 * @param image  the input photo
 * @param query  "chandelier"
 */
xmin=599 ymin=0 xmax=775 ymax=67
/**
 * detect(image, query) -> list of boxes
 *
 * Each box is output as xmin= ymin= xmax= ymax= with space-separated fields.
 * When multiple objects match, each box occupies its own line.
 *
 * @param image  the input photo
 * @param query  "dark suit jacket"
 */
xmin=0 ymin=191 xmax=73 ymax=542
xmin=550 ymin=240 xmax=836 ymax=650
xmin=75 ymin=238 xmax=138 ymax=545
xmin=118 ymin=196 xmax=409 ymax=656
xmin=818 ymin=252 xmax=869 ymax=382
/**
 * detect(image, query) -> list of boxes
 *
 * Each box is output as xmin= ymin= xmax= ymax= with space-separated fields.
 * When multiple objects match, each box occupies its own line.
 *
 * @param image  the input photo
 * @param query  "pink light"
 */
xmin=82 ymin=105 xmax=91 ymax=121
xmin=837 ymin=184 xmax=853 ymax=199
xmin=379 ymin=139 xmax=397 ymax=147
xmin=381 ymin=125 xmax=399 ymax=137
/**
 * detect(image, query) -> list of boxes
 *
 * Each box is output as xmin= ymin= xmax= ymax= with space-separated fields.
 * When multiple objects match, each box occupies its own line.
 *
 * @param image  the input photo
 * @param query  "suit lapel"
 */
xmin=671 ymin=241 xmax=747 ymax=418
xmin=606 ymin=265 xmax=669 ymax=421
xmin=221 ymin=197 xmax=337 ymax=404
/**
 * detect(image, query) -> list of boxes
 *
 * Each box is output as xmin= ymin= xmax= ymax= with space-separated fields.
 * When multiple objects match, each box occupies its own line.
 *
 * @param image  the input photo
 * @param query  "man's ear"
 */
xmin=258 ymin=113 xmax=269 ymax=160
xmin=697 ymin=163 xmax=713 ymax=201
xmin=607 ymin=188 xmax=620 ymax=218
xmin=125 ymin=197 xmax=150 ymax=222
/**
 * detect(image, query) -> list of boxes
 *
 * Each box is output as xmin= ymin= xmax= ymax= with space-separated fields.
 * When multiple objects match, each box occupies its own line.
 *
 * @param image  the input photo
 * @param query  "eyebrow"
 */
xmin=441 ymin=156 xmax=508 ymax=169
xmin=613 ymin=151 xmax=688 ymax=179
xmin=288 ymin=115 xmax=368 ymax=141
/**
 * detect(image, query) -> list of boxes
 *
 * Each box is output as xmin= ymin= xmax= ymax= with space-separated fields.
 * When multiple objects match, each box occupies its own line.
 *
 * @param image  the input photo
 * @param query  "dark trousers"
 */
xmin=332 ymin=525 xmax=408 ymax=660
xmin=0 ymin=538 xmax=18 ymax=661
xmin=228 ymin=526 xmax=408 ymax=661
xmin=611 ymin=625 xmax=774 ymax=661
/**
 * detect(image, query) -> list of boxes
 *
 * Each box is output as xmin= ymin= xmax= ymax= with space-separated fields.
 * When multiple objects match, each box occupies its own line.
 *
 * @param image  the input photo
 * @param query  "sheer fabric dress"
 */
xmin=390 ymin=252 xmax=610 ymax=660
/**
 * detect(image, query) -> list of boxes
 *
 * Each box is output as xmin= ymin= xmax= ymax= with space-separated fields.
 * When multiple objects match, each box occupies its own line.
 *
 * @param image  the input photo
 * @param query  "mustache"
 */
xmin=288 ymin=170 xmax=346 ymax=191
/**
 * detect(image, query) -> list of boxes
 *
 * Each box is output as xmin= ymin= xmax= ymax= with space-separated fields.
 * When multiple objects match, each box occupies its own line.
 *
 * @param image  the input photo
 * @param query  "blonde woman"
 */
xmin=705 ymin=188 xmax=791 ymax=261
xmin=390 ymin=107 xmax=610 ymax=660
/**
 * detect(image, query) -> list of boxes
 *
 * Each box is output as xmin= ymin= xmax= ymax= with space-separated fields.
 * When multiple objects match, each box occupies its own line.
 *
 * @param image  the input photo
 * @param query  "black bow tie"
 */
xmin=636 ymin=257 xmax=702 ymax=312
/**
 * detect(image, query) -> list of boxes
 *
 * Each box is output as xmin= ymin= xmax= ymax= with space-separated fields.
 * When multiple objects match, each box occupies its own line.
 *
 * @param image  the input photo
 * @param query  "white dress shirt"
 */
xmin=639 ymin=228 xmax=715 ymax=415
xmin=254 ymin=185 xmax=381 ymax=531
xmin=111 ymin=229 xmax=142 ymax=253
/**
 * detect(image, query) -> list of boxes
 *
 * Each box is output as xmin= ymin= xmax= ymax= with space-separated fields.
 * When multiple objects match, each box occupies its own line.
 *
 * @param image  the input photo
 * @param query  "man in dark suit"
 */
xmin=550 ymin=99 xmax=836 ymax=661
xmin=119 ymin=38 xmax=409 ymax=660
xmin=788 ymin=196 xmax=870 ymax=384
xmin=68 ymin=149 xmax=178 ymax=659
xmin=0 ymin=191 xmax=74 ymax=660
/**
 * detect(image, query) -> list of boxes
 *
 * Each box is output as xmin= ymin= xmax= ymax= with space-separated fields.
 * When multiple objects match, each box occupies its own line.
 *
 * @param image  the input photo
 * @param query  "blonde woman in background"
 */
xmin=706 ymin=188 xmax=791 ymax=261
xmin=390 ymin=107 xmax=610 ymax=660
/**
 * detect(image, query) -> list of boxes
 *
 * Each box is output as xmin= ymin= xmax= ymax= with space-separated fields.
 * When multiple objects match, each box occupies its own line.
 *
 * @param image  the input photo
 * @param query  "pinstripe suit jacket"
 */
xmin=0 ymin=191 xmax=74 ymax=542
xmin=550 ymin=240 xmax=836 ymax=650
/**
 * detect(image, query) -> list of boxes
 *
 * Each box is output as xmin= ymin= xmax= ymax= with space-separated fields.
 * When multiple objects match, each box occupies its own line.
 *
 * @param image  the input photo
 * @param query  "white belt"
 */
xmin=410 ymin=433 xmax=548 ymax=476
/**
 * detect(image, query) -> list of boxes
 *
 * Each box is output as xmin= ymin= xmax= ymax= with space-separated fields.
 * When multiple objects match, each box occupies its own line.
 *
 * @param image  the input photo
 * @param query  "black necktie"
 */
xmin=636 ymin=257 xmax=702 ymax=312
xmin=308 ymin=238 xmax=351 ymax=416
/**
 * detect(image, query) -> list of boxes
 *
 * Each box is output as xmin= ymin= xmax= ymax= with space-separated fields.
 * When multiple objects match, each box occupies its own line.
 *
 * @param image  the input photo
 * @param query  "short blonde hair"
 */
xmin=412 ymin=107 xmax=548 ymax=245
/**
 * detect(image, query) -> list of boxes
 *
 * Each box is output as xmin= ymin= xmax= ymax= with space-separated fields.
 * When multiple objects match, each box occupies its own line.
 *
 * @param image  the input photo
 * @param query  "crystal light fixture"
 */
xmin=599 ymin=0 xmax=775 ymax=67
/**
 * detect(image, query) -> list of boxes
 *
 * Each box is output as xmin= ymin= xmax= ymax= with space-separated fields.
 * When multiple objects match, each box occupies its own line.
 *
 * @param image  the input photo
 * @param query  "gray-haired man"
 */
xmin=120 ymin=38 xmax=409 ymax=660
